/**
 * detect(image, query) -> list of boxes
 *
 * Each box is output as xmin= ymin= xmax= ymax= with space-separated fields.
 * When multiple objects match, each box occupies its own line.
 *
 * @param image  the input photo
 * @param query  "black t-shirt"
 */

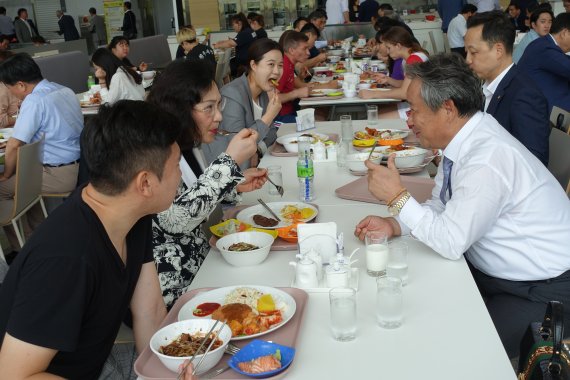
xmin=0 ymin=184 xmax=154 ymax=379
xmin=185 ymin=43 xmax=217 ymax=67
xmin=234 ymin=27 xmax=256 ymax=65
xmin=255 ymin=28 xmax=268 ymax=39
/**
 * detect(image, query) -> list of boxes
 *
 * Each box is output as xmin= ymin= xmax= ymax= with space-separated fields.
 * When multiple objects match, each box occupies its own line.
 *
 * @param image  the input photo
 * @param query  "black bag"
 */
xmin=518 ymin=301 xmax=570 ymax=380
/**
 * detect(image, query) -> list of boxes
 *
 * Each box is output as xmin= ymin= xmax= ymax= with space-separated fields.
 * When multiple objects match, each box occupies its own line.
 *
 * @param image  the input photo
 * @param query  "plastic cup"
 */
xmin=329 ymin=287 xmax=357 ymax=341
xmin=267 ymin=165 xmax=283 ymax=196
xmin=386 ymin=241 xmax=409 ymax=285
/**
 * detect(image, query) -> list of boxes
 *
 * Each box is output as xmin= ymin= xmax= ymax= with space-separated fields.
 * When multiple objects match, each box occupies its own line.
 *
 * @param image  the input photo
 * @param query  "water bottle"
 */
xmin=297 ymin=140 xmax=314 ymax=201
xmin=87 ymin=75 xmax=95 ymax=90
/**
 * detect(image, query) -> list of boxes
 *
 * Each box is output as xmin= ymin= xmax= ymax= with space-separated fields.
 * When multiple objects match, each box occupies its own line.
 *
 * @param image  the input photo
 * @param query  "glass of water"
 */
xmin=367 ymin=105 xmax=379 ymax=128
xmin=329 ymin=287 xmax=357 ymax=341
xmin=266 ymin=165 xmax=283 ymax=196
xmin=339 ymin=114 xmax=353 ymax=142
xmin=336 ymin=140 xmax=349 ymax=168
xmin=376 ymin=277 xmax=403 ymax=329
xmin=386 ymin=241 xmax=408 ymax=285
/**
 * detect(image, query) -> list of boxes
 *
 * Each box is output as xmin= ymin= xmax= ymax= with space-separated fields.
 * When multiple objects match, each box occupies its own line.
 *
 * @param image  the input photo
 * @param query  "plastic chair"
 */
xmin=547 ymin=128 xmax=570 ymax=196
xmin=0 ymin=140 xmax=47 ymax=262
xmin=549 ymin=106 xmax=570 ymax=133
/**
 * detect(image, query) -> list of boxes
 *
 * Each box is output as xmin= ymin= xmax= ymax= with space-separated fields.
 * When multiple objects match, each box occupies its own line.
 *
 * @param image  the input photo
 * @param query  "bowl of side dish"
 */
xmin=228 ymin=339 xmax=296 ymax=378
xmin=216 ymin=231 xmax=275 ymax=267
xmin=150 ymin=319 xmax=232 ymax=374
xmin=345 ymin=152 xmax=382 ymax=172
xmin=389 ymin=147 xmax=428 ymax=168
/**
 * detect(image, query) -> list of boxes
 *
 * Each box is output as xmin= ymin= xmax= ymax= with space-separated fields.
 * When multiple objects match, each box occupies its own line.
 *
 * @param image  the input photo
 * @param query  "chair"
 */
xmin=34 ymin=51 xmax=91 ymax=93
xmin=549 ymin=106 xmax=570 ymax=133
xmin=215 ymin=49 xmax=230 ymax=88
xmin=0 ymin=141 xmax=47 ymax=262
xmin=547 ymin=128 xmax=570 ymax=196
xmin=429 ymin=31 xmax=439 ymax=54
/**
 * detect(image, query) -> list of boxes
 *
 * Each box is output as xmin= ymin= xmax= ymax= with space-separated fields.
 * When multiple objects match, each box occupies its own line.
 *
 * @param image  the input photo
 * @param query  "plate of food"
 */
xmin=309 ymin=90 xmax=325 ymax=97
xmin=275 ymin=132 xmax=329 ymax=153
xmin=361 ymin=127 xmax=409 ymax=140
xmin=236 ymin=202 xmax=318 ymax=229
xmin=177 ymin=285 xmax=297 ymax=341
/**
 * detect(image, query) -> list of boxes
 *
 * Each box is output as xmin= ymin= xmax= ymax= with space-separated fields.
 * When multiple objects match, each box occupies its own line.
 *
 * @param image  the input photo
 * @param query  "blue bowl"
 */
xmin=228 ymin=340 xmax=296 ymax=378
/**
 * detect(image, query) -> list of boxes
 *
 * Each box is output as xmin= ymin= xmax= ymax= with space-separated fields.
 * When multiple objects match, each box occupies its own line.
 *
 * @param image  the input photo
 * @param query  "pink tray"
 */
xmin=209 ymin=204 xmax=319 ymax=251
xmin=134 ymin=287 xmax=308 ymax=380
xmin=269 ymin=133 xmax=339 ymax=157
xmin=335 ymin=175 xmax=435 ymax=204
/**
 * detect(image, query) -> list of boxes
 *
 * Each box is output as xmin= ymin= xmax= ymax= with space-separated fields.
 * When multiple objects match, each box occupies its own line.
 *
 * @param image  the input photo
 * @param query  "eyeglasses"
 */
xmin=193 ymin=98 xmax=226 ymax=117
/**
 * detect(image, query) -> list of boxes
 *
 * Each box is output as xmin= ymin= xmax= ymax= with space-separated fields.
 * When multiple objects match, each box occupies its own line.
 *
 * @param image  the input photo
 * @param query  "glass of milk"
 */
xmin=365 ymin=231 xmax=388 ymax=276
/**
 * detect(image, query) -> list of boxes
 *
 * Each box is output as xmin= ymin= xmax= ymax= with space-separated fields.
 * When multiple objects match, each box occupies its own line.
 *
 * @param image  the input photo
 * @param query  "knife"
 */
xmin=257 ymin=198 xmax=281 ymax=222
xmin=201 ymin=365 xmax=230 ymax=379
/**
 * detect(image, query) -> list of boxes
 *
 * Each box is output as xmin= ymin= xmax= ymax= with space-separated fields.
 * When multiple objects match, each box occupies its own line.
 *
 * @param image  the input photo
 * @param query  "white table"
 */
xmin=299 ymin=93 xmax=399 ymax=108
xmin=188 ymin=120 xmax=516 ymax=380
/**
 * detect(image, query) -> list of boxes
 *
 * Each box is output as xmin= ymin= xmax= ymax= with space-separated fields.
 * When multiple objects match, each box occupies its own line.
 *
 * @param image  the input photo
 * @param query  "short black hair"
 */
xmin=0 ymin=53 xmax=43 ymax=85
xmin=551 ymin=13 xmax=570 ymax=34
xmin=462 ymin=4 xmax=478 ymax=14
xmin=293 ymin=17 xmax=309 ymax=30
xmin=82 ymin=100 xmax=181 ymax=195
xmin=467 ymin=11 xmax=515 ymax=55
xmin=247 ymin=12 xmax=258 ymax=20
xmin=124 ymin=2 xmax=132 ymax=10
xmin=508 ymin=1 xmax=521 ymax=10
xmin=374 ymin=16 xmax=415 ymax=36
xmin=108 ymin=35 xmax=129 ymax=50
xmin=300 ymin=22 xmax=320 ymax=38
xmin=231 ymin=13 xmax=250 ymax=32
xmin=308 ymin=9 xmax=327 ymax=21
xmin=247 ymin=38 xmax=283 ymax=73
xmin=91 ymin=48 xmax=142 ymax=86
xmin=146 ymin=60 xmax=216 ymax=150
xmin=281 ymin=31 xmax=309 ymax=52
xmin=0 ymin=34 xmax=9 ymax=42
xmin=379 ymin=3 xmax=393 ymax=10
xmin=17 ymin=8 xmax=27 ymax=17
xmin=0 ymin=7 xmax=6 ymax=15
xmin=89 ymin=7 xmax=97 ymax=15
xmin=530 ymin=8 xmax=553 ymax=25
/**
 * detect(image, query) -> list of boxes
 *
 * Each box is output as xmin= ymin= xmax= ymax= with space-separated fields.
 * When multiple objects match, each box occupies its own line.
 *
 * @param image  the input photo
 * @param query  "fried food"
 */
xmin=253 ymin=214 xmax=279 ymax=227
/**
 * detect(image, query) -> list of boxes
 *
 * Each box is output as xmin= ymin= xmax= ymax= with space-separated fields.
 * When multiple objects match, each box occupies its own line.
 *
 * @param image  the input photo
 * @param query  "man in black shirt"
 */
xmin=120 ymin=1 xmax=137 ymax=39
xmin=176 ymin=26 xmax=216 ymax=72
xmin=0 ymin=100 xmax=182 ymax=379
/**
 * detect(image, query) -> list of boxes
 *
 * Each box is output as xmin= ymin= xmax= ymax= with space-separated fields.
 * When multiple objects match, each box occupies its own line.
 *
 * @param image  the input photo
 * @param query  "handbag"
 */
xmin=518 ymin=301 xmax=570 ymax=380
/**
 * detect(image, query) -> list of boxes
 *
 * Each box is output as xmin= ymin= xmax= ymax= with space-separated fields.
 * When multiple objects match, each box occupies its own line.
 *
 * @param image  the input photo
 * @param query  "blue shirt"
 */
xmin=438 ymin=0 xmax=464 ymax=32
xmin=513 ymin=30 xmax=538 ymax=64
xmin=13 ymin=80 xmax=83 ymax=165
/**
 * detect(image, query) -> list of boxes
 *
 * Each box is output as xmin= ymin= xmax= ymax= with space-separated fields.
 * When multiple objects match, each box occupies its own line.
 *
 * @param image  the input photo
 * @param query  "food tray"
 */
xmin=291 ymin=267 xmax=359 ymax=292
xmin=335 ymin=175 xmax=435 ymax=205
xmin=269 ymin=133 xmax=339 ymax=157
xmin=209 ymin=204 xmax=319 ymax=251
xmin=134 ymin=287 xmax=308 ymax=380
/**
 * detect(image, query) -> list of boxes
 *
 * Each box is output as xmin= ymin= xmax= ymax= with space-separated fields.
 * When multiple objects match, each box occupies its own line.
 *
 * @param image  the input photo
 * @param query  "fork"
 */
xmin=201 ymin=344 xmax=241 ymax=379
xmin=266 ymin=176 xmax=284 ymax=197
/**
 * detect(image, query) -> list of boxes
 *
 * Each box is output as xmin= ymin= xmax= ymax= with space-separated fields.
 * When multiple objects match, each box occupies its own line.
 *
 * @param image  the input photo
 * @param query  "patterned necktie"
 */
xmin=440 ymin=156 xmax=454 ymax=205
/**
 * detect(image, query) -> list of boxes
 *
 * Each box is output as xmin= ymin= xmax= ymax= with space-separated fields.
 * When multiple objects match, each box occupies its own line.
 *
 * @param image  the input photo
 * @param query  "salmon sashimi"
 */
xmin=238 ymin=354 xmax=282 ymax=374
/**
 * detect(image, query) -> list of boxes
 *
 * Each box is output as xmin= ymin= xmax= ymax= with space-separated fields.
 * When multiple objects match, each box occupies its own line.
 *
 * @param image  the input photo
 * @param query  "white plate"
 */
xmin=236 ymin=202 xmax=318 ymax=229
xmin=275 ymin=132 xmax=329 ymax=146
xmin=177 ymin=285 xmax=296 ymax=341
xmin=356 ymin=128 xmax=409 ymax=140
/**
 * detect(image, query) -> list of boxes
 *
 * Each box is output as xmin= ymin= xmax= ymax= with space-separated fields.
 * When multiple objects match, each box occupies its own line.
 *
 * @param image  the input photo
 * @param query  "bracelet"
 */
xmin=387 ymin=187 xmax=407 ymax=207
xmin=389 ymin=191 xmax=411 ymax=216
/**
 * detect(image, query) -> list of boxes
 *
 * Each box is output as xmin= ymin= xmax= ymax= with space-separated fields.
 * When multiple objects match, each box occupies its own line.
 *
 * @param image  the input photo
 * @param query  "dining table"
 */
xmin=165 ymin=119 xmax=518 ymax=380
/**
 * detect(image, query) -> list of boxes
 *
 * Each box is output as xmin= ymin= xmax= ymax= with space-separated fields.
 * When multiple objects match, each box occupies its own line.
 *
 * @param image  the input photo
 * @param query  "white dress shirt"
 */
xmin=326 ymin=0 xmax=349 ymax=24
xmin=100 ymin=68 xmax=145 ymax=105
xmin=482 ymin=63 xmax=513 ymax=111
xmin=447 ymin=14 xmax=467 ymax=48
xmin=398 ymin=112 xmax=570 ymax=281
xmin=468 ymin=0 xmax=500 ymax=12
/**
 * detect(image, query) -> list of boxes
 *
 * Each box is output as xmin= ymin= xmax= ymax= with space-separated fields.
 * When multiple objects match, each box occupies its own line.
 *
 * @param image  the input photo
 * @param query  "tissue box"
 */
xmin=296 ymin=108 xmax=315 ymax=132
xmin=298 ymin=222 xmax=337 ymax=264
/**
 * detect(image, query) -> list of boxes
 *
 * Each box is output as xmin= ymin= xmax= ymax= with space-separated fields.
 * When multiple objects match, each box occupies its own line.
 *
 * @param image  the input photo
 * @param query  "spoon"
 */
xmin=216 ymin=130 xmax=238 ymax=136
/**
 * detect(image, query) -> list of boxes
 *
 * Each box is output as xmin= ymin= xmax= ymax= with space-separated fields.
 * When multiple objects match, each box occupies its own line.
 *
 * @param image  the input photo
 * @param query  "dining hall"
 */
xmin=0 ymin=0 xmax=569 ymax=379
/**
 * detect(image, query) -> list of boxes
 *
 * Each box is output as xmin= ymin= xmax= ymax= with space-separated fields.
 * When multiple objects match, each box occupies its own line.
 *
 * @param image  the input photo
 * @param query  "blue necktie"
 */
xmin=440 ymin=156 xmax=453 ymax=205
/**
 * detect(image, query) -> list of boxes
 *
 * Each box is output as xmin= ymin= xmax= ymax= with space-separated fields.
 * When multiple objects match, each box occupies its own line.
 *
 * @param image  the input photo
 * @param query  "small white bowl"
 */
xmin=329 ymin=49 xmax=343 ymax=56
xmin=328 ymin=55 xmax=341 ymax=63
xmin=357 ymin=83 xmax=371 ymax=90
xmin=344 ymin=89 xmax=357 ymax=98
xmin=391 ymin=147 xmax=428 ymax=168
xmin=216 ymin=231 xmax=274 ymax=267
xmin=312 ymin=66 xmax=329 ymax=73
xmin=150 ymin=319 xmax=232 ymax=375
xmin=141 ymin=70 xmax=156 ymax=80
xmin=346 ymin=152 xmax=382 ymax=172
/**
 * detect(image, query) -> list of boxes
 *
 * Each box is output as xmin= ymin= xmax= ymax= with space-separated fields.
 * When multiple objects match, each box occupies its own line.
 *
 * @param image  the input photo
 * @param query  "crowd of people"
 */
xmin=0 ymin=2 xmax=568 ymax=379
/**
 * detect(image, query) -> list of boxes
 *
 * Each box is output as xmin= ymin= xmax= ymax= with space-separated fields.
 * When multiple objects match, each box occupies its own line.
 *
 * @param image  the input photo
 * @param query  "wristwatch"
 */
xmin=388 ymin=191 xmax=411 ymax=216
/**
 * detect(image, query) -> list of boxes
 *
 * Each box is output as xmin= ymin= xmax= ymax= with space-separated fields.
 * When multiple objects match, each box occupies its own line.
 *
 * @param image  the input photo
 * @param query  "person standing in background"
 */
xmin=507 ymin=2 xmax=529 ymax=32
xmin=348 ymin=0 xmax=359 ymax=22
xmin=438 ymin=0 xmax=465 ymax=33
xmin=120 ymin=1 xmax=137 ymax=39
xmin=0 ymin=7 xmax=14 ymax=40
xmin=565 ymin=0 xmax=570 ymax=13
xmin=88 ymin=7 xmax=107 ymax=48
xmin=14 ymin=8 xmax=38 ymax=43
xmin=468 ymin=0 xmax=500 ymax=13
xmin=55 ymin=10 xmax=79 ymax=41
xmin=326 ymin=0 xmax=350 ymax=24
xmin=359 ymin=0 xmax=379 ymax=22
xmin=447 ymin=4 xmax=478 ymax=57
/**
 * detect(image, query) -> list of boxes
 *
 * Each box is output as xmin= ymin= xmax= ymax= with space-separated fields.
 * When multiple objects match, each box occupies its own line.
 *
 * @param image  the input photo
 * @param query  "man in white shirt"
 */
xmin=326 ymin=0 xmax=350 ymax=25
xmin=464 ymin=11 xmax=549 ymax=165
xmin=354 ymin=54 xmax=570 ymax=359
xmin=469 ymin=0 xmax=500 ymax=12
xmin=447 ymin=4 xmax=478 ymax=57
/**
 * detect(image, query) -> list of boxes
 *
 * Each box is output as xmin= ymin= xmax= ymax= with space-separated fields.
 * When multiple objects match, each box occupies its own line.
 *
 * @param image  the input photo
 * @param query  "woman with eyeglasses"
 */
xmin=146 ymin=60 xmax=267 ymax=309
xmin=91 ymin=48 xmax=145 ymax=104
xmin=108 ymin=35 xmax=148 ymax=72
xmin=202 ymin=38 xmax=283 ymax=169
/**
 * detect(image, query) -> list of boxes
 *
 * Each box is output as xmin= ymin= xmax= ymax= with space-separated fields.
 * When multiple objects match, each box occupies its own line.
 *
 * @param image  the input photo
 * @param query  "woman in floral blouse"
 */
xmin=147 ymin=60 xmax=267 ymax=309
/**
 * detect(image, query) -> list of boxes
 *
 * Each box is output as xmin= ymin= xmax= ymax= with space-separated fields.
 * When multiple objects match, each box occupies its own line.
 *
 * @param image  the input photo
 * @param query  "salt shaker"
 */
xmin=325 ymin=261 xmax=349 ymax=288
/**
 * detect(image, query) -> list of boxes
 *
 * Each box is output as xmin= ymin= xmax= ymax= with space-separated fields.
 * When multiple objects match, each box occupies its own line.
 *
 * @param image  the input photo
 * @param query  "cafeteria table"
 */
xmin=299 ymin=92 xmax=400 ymax=121
xmin=185 ymin=120 xmax=517 ymax=380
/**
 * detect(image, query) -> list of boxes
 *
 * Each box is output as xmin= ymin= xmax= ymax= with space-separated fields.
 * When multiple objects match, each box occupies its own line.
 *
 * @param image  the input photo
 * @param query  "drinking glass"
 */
xmin=297 ymin=136 xmax=311 ymax=158
xmin=376 ymin=277 xmax=403 ymax=329
xmin=339 ymin=115 xmax=353 ymax=142
xmin=367 ymin=105 xmax=379 ymax=128
xmin=365 ymin=231 xmax=388 ymax=276
xmin=329 ymin=287 xmax=357 ymax=341
xmin=386 ymin=241 xmax=409 ymax=285
xmin=266 ymin=165 xmax=283 ymax=196
xmin=336 ymin=140 xmax=349 ymax=168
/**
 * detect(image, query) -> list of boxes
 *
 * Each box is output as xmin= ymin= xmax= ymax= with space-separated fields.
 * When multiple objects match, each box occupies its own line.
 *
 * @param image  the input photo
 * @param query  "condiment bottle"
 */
xmin=289 ymin=253 xmax=318 ymax=288
xmin=325 ymin=261 xmax=349 ymax=288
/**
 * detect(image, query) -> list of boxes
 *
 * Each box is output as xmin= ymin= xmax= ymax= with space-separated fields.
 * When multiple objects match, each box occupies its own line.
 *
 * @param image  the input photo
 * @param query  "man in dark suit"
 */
xmin=56 ymin=10 xmax=79 ymax=41
xmin=518 ymin=13 xmax=570 ymax=114
xmin=464 ymin=11 xmax=549 ymax=166
xmin=120 ymin=1 xmax=137 ymax=39
xmin=14 ymin=8 xmax=38 ymax=43
xmin=359 ymin=0 xmax=380 ymax=22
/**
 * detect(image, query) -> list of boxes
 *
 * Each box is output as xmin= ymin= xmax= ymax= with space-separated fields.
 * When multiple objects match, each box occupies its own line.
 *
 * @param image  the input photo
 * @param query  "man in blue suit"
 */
xmin=518 ymin=13 xmax=570 ymax=114
xmin=438 ymin=0 xmax=465 ymax=33
xmin=56 ymin=10 xmax=79 ymax=41
xmin=465 ymin=11 xmax=549 ymax=165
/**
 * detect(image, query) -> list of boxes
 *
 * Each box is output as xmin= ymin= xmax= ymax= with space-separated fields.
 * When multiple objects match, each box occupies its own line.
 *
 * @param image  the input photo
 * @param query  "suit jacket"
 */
xmin=518 ymin=35 xmax=570 ymax=113
xmin=58 ymin=14 xmax=80 ymax=41
xmin=438 ymin=0 xmax=465 ymax=32
xmin=89 ymin=15 xmax=107 ymax=46
xmin=486 ymin=64 xmax=550 ymax=166
xmin=121 ymin=10 xmax=137 ymax=39
xmin=359 ymin=0 xmax=380 ymax=22
xmin=14 ymin=18 xmax=37 ymax=43
xmin=201 ymin=74 xmax=277 ymax=169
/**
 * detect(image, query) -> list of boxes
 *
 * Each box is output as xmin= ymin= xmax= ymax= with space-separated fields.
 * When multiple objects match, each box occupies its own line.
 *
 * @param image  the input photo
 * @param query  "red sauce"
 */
xmin=193 ymin=303 xmax=221 ymax=317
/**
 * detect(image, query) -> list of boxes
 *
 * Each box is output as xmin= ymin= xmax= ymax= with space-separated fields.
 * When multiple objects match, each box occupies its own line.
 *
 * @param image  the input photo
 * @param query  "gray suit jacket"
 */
xmin=202 ymin=74 xmax=278 ymax=169
xmin=89 ymin=15 xmax=107 ymax=46
xmin=14 ymin=18 xmax=36 ymax=43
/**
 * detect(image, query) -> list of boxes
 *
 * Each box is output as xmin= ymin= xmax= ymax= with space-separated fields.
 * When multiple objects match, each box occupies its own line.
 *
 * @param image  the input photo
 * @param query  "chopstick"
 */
xmin=177 ymin=320 xmax=221 ymax=380
xmin=191 ymin=321 xmax=227 ymax=375
xmin=367 ymin=141 xmax=378 ymax=160
xmin=257 ymin=198 xmax=282 ymax=221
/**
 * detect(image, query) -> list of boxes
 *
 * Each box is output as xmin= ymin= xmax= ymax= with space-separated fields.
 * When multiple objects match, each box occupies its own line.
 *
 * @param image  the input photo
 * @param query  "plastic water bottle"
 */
xmin=297 ymin=148 xmax=314 ymax=201
xmin=87 ymin=75 xmax=95 ymax=89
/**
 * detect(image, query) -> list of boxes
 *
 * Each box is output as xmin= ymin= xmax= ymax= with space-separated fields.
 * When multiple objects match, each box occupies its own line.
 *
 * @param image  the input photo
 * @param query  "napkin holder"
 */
xmin=296 ymin=108 xmax=315 ymax=132
xmin=298 ymin=222 xmax=337 ymax=264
